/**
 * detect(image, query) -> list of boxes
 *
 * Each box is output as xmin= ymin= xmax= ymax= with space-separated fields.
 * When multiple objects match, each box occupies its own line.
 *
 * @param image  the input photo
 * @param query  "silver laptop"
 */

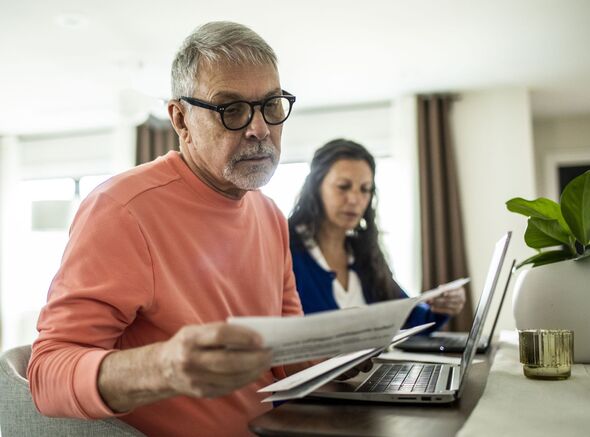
xmin=310 ymin=231 xmax=511 ymax=404
xmin=395 ymin=258 xmax=516 ymax=354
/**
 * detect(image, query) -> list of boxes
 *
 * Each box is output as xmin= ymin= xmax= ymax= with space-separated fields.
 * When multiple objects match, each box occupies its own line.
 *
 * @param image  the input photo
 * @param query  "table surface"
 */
xmin=249 ymin=347 xmax=495 ymax=437
xmin=457 ymin=334 xmax=590 ymax=437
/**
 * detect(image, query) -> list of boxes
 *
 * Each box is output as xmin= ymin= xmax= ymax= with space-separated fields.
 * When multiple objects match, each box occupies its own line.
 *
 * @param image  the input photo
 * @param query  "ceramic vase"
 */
xmin=512 ymin=256 xmax=590 ymax=363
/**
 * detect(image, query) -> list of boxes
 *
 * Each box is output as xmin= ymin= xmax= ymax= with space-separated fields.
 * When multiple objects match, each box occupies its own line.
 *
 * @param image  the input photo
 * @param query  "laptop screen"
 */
xmin=458 ymin=232 xmax=511 ymax=395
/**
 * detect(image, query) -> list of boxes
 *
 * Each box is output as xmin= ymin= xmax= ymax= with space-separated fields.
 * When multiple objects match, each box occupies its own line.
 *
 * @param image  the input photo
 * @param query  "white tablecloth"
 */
xmin=457 ymin=331 xmax=590 ymax=437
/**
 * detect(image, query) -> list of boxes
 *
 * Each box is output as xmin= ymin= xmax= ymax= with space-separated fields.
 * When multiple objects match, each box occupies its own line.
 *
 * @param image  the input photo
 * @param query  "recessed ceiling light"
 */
xmin=55 ymin=13 xmax=89 ymax=30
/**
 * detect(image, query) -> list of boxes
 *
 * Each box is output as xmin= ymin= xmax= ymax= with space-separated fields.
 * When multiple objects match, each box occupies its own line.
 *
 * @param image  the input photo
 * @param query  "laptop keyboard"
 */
xmin=357 ymin=364 xmax=442 ymax=393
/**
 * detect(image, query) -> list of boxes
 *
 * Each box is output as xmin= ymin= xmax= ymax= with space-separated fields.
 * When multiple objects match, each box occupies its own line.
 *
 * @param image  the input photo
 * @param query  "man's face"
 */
xmin=177 ymin=61 xmax=283 ymax=197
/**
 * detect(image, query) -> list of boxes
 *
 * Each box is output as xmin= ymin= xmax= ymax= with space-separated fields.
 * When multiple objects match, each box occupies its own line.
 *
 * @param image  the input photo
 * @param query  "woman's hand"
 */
xmin=427 ymin=287 xmax=466 ymax=316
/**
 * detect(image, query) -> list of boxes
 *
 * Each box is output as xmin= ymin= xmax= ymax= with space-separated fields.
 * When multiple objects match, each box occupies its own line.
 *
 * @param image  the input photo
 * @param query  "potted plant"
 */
xmin=506 ymin=170 xmax=590 ymax=362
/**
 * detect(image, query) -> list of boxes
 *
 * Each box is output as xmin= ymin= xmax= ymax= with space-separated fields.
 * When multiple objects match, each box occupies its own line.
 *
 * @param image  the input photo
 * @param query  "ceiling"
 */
xmin=1 ymin=0 xmax=590 ymax=134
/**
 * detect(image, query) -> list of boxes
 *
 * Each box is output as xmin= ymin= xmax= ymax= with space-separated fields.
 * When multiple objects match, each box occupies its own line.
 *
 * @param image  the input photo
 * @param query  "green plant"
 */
xmin=506 ymin=170 xmax=590 ymax=268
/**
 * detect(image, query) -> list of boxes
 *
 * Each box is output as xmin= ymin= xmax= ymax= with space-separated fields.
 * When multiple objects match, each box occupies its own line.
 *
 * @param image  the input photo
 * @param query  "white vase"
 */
xmin=512 ymin=256 xmax=590 ymax=363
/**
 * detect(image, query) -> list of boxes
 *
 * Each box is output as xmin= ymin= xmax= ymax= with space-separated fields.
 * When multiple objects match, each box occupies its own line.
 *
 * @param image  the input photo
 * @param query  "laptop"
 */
xmin=310 ymin=231 xmax=511 ymax=404
xmin=394 ymin=258 xmax=516 ymax=354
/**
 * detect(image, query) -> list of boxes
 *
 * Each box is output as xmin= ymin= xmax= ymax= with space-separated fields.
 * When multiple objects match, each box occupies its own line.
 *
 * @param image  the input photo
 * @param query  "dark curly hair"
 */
xmin=288 ymin=138 xmax=404 ymax=302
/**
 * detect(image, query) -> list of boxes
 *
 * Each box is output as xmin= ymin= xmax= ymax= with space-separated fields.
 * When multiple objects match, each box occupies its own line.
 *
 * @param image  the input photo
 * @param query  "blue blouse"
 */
xmin=290 ymin=244 xmax=448 ymax=333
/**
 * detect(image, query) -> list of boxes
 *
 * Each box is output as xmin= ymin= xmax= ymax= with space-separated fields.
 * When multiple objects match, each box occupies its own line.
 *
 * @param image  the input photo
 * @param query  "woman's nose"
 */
xmin=346 ymin=190 xmax=361 ymax=204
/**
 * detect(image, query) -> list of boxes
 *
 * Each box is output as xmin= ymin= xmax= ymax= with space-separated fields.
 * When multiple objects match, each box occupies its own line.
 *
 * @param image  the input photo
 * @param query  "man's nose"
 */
xmin=244 ymin=108 xmax=270 ymax=140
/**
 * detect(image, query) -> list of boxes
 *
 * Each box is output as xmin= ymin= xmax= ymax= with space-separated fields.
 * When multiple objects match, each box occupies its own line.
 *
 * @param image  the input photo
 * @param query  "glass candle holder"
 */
xmin=518 ymin=329 xmax=573 ymax=380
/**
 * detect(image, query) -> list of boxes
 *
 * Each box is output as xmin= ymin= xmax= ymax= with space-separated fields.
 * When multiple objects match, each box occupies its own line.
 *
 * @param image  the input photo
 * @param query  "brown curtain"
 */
xmin=136 ymin=115 xmax=179 ymax=165
xmin=417 ymin=95 xmax=473 ymax=332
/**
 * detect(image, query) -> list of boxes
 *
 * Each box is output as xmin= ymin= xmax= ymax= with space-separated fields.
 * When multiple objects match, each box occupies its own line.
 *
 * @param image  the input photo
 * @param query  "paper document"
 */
xmin=228 ymin=278 xmax=468 ymax=366
xmin=416 ymin=277 xmax=470 ymax=302
xmin=262 ymin=348 xmax=378 ymax=403
xmin=230 ymin=297 xmax=416 ymax=365
xmin=260 ymin=323 xmax=435 ymax=402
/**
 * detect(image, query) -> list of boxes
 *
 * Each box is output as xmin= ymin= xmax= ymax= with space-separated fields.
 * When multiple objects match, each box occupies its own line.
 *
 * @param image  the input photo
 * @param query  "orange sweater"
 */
xmin=28 ymin=151 xmax=303 ymax=437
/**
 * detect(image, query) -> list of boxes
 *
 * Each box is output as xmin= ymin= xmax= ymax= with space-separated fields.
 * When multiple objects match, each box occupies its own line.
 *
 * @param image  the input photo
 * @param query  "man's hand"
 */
xmin=158 ymin=323 xmax=272 ymax=398
xmin=427 ymin=286 xmax=467 ymax=316
xmin=98 ymin=322 xmax=272 ymax=412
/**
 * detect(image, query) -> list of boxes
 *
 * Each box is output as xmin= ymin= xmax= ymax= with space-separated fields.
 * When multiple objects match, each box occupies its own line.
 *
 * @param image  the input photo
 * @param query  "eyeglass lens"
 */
xmin=223 ymin=96 xmax=291 ymax=130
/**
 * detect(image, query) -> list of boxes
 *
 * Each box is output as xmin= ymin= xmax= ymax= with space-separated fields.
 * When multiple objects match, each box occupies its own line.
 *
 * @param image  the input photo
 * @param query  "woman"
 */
xmin=288 ymin=139 xmax=465 ymax=331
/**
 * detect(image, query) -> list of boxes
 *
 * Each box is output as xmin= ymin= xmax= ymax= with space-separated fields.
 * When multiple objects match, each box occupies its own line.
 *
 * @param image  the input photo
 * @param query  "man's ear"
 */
xmin=168 ymin=100 xmax=191 ymax=144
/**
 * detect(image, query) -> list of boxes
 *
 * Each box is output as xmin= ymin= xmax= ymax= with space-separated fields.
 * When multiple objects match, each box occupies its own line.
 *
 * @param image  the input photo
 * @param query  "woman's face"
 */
xmin=319 ymin=158 xmax=374 ymax=233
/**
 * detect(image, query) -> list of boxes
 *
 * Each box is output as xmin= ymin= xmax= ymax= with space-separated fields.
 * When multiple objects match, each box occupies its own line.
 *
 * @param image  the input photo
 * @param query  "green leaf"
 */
xmin=560 ymin=171 xmax=590 ymax=246
xmin=524 ymin=218 xmax=569 ymax=249
xmin=507 ymin=197 xmax=561 ymax=220
xmin=531 ymin=217 xmax=574 ymax=247
xmin=506 ymin=197 xmax=571 ymax=233
xmin=517 ymin=249 xmax=573 ymax=269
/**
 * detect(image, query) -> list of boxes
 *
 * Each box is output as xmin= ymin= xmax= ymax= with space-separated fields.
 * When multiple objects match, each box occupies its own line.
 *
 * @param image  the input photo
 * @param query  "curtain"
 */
xmin=417 ymin=95 xmax=473 ymax=332
xmin=136 ymin=115 xmax=179 ymax=165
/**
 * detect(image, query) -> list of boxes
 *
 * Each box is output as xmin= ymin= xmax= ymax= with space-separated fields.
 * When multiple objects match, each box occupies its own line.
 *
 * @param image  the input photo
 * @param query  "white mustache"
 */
xmin=231 ymin=143 xmax=277 ymax=163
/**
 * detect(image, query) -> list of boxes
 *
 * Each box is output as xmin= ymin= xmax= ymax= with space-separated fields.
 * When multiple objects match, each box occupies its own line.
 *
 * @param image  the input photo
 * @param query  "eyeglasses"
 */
xmin=179 ymin=90 xmax=296 ymax=131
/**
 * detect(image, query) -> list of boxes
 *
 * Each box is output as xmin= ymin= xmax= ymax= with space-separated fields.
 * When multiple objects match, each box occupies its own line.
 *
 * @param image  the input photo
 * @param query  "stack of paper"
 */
xmin=259 ymin=323 xmax=434 ymax=402
xmin=227 ymin=278 xmax=470 ymax=402
xmin=229 ymin=278 xmax=469 ymax=366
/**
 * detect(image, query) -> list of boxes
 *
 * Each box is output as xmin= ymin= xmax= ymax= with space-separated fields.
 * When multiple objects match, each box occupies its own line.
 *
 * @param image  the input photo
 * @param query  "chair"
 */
xmin=0 ymin=345 xmax=146 ymax=436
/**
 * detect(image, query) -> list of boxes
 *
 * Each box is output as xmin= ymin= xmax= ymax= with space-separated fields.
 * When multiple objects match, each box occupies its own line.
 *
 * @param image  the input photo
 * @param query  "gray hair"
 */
xmin=171 ymin=21 xmax=278 ymax=99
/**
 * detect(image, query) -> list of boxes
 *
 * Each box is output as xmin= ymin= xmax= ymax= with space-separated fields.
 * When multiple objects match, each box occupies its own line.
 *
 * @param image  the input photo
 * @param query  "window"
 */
xmin=261 ymin=162 xmax=310 ymax=217
xmin=80 ymin=174 xmax=112 ymax=199
xmin=1 ymin=174 xmax=112 ymax=349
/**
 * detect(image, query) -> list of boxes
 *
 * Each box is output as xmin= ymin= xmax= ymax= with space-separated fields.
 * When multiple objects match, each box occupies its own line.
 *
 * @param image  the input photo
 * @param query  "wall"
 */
xmin=281 ymin=101 xmax=393 ymax=162
xmin=451 ymin=87 xmax=537 ymax=332
xmin=533 ymin=114 xmax=590 ymax=199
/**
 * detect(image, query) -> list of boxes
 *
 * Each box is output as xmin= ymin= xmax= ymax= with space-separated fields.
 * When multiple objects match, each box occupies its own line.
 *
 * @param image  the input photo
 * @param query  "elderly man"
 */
xmin=28 ymin=22 xmax=303 ymax=436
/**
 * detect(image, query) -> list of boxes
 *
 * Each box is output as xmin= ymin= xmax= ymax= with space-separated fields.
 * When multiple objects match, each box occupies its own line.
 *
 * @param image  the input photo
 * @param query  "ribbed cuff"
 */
xmin=72 ymin=349 xmax=126 ymax=418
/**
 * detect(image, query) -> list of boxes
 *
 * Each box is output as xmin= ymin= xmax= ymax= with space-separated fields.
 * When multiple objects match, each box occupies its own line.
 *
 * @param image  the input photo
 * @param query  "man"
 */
xmin=28 ymin=21 xmax=303 ymax=437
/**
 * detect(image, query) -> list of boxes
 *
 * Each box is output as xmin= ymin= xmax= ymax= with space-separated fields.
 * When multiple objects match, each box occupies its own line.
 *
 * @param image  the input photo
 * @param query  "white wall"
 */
xmin=452 ymin=87 xmax=537 ymax=332
xmin=533 ymin=114 xmax=590 ymax=199
xmin=281 ymin=102 xmax=393 ymax=162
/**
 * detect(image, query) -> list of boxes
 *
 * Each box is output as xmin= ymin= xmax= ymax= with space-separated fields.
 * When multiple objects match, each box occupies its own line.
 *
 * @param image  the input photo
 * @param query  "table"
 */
xmin=457 ymin=331 xmax=590 ymax=437
xmin=249 ymin=347 xmax=495 ymax=437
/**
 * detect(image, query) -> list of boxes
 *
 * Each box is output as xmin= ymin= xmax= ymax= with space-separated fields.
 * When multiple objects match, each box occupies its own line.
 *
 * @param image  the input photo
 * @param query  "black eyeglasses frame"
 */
xmin=179 ymin=90 xmax=296 ymax=131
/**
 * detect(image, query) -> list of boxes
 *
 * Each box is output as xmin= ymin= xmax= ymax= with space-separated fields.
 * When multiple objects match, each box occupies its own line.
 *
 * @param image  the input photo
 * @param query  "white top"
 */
xmin=307 ymin=244 xmax=367 ymax=309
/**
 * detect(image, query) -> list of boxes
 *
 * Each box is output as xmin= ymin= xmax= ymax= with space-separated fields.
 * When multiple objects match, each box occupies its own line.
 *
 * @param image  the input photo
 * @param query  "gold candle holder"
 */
xmin=518 ymin=329 xmax=573 ymax=380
